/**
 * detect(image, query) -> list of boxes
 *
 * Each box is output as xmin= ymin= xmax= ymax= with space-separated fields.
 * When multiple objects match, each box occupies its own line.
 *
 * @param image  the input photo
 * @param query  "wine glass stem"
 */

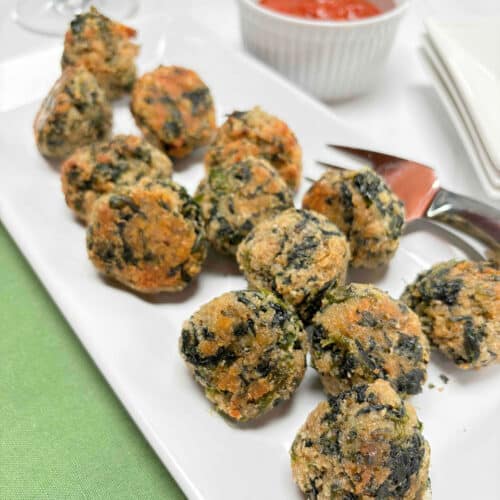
xmin=52 ymin=0 xmax=92 ymax=16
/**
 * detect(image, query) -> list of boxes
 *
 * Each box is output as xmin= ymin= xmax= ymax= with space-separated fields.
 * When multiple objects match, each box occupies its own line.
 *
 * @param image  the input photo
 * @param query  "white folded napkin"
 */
xmin=421 ymin=17 xmax=500 ymax=200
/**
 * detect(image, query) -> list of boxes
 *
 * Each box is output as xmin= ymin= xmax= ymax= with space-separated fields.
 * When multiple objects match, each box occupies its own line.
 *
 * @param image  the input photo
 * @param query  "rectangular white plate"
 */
xmin=1 ymin=13 xmax=499 ymax=500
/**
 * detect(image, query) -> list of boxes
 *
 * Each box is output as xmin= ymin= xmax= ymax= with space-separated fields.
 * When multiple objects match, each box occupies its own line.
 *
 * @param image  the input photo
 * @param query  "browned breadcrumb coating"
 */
xmin=86 ymin=178 xmax=207 ymax=293
xmin=195 ymin=157 xmax=294 ymax=255
xmin=310 ymin=284 xmax=430 ymax=397
xmin=303 ymin=167 xmax=404 ymax=268
xmin=179 ymin=289 xmax=307 ymax=421
xmin=485 ymin=247 xmax=500 ymax=265
xmin=61 ymin=135 xmax=173 ymax=223
xmin=236 ymin=208 xmax=350 ymax=322
xmin=131 ymin=65 xmax=216 ymax=158
xmin=205 ymin=107 xmax=302 ymax=190
xmin=62 ymin=7 xmax=139 ymax=100
xmin=401 ymin=260 xmax=500 ymax=369
xmin=34 ymin=67 xmax=112 ymax=159
xmin=291 ymin=380 xmax=431 ymax=500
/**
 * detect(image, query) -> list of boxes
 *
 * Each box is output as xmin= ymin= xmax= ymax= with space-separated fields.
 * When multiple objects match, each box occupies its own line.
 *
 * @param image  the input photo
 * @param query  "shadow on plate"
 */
xmin=349 ymin=218 xmax=484 ymax=285
xmin=231 ymin=396 xmax=296 ymax=431
xmin=403 ymin=219 xmax=484 ymax=261
xmin=179 ymin=366 xmax=298 ymax=429
xmin=43 ymin=156 xmax=62 ymax=173
xmin=173 ymin=147 xmax=206 ymax=173
xmin=203 ymin=247 xmax=241 ymax=277
xmin=67 ymin=212 xmax=86 ymax=228
xmin=429 ymin=348 xmax=500 ymax=387
xmin=113 ymin=95 xmax=131 ymax=108
xmin=233 ymin=369 xmax=325 ymax=430
xmin=98 ymin=273 xmax=200 ymax=304
xmin=300 ymin=371 xmax=326 ymax=397
xmin=348 ymin=263 xmax=390 ymax=285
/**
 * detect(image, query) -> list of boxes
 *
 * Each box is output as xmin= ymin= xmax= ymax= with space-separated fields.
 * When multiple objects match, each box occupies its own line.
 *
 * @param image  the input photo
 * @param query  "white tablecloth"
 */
xmin=1 ymin=0 xmax=499 ymax=207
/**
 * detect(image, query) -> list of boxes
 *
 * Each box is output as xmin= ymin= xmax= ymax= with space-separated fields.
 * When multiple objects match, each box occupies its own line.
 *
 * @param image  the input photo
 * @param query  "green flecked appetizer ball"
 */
xmin=237 ymin=208 xmax=350 ymax=322
xmin=303 ymin=167 xmax=404 ymax=268
xmin=86 ymin=178 xmax=207 ymax=293
xmin=309 ymin=283 xmax=430 ymax=397
xmin=62 ymin=7 xmax=139 ymax=100
xmin=196 ymin=157 xmax=294 ymax=255
xmin=34 ymin=66 xmax=112 ymax=159
xmin=61 ymin=135 xmax=173 ymax=223
xmin=204 ymin=106 xmax=302 ymax=190
xmin=402 ymin=260 xmax=500 ymax=369
xmin=180 ymin=290 xmax=307 ymax=422
xmin=291 ymin=380 xmax=431 ymax=500
xmin=131 ymin=65 xmax=216 ymax=158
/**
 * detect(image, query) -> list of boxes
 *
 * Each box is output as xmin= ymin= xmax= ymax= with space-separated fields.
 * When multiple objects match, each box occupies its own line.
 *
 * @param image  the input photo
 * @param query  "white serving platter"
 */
xmin=1 ymin=13 xmax=499 ymax=500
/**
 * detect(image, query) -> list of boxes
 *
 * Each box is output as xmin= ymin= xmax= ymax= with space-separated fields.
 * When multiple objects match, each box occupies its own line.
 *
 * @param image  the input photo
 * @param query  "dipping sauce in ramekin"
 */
xmin=259 ymin=0 xmax=392 ymax=21
xmin=239 ymin=0 xmax=409 ymax=101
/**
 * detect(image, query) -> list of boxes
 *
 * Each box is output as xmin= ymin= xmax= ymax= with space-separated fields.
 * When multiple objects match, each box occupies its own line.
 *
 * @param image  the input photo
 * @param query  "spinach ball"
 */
xmin=61 ymin=135 xmax=173 ymax=223
xmin=402 ymin=260 xmax=500 ymax=369
xmin=86 ymin=178 xmax=207 ymax=293
xmin=34 ymin=67 xmax=112 ymax=159
xmin=303 ymin=167 xmax=404 ymax=268
xmin=131 ymin=65 xmax=216 ymax=158
xmin=180 ymin=290 xmax=307 ymax=421
xmin=310 ymin=283 xmax=430 ymax=397
xmin=205 ymin=107 xmax=302 ymax=190
xmin=291 ymin=380 xmax=431 ymax=499
xmin=196 ymin=157 xmax=294 ymax=255
xmin=62 ymin=7 xmax=138 ymax=99
xmin=237 ymin=208 xmax=350 ymax=322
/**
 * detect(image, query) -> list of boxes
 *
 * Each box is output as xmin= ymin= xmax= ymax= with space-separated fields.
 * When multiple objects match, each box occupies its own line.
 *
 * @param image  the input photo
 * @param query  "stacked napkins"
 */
xmin=421 ymin=18 xmax=500 ymax=200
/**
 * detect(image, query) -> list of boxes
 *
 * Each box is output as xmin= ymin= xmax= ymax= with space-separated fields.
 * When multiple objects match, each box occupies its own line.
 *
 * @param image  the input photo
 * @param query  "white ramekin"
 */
xmin=238 ymin=0 xmax=410 ymax=101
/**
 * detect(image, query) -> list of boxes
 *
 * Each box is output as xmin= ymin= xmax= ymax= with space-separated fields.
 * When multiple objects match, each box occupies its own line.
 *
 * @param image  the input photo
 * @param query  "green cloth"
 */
xmin=0 ymin=223 xmax=185 ymax=500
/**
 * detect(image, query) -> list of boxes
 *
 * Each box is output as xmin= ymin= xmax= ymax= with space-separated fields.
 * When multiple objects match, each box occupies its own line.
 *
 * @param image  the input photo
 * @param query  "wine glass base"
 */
xmin=14 ymin=0 xmax=138 ymax=36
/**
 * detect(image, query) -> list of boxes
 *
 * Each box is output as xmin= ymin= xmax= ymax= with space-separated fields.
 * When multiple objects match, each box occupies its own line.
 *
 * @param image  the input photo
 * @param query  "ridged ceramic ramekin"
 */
xmin=238 ymin=0 xmax=410 ymax=101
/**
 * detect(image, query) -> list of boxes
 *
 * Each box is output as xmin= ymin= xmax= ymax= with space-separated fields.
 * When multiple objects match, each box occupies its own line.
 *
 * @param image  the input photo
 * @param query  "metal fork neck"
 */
xmin=427 ymin=188 xmax=500 ymax=251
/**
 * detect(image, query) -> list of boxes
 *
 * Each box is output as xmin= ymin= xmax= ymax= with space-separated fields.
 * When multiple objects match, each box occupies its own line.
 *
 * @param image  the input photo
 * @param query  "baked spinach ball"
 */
xmin=61 ymin=135 xmax=173 ymax=223
xmin=401 ymin=260 xmax=500 ymax=369
xmin=180 ymin=290 xmax=307 ymax=421
xmin=195 ymin=157 xmax=294 ymax=255
xmin=34 ymin=67 xmax=112 ymax=159
xmin=310 ymin=284 xmax=430 ymax=397
xmin=205 ymin=107 xmax=302 ymax=190
xmin=236 ymin=208 xmax=350 ymax=322
xmin=303 ymin=167 xmax=404 ymax=268
xmin=131 ymin=65 xmax=216 ymax=158
xmin=62 ymin=7 xmax=139 ymax=99
xmin=86 ymin=178 xmax=207 ymax=293
xmin=291 ymin=380 xmax=431 ymax=500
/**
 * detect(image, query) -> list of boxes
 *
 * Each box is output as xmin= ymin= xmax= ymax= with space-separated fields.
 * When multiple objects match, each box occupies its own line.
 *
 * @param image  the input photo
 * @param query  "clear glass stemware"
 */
xmin=15 ymin=0 xmax=138 ymax=36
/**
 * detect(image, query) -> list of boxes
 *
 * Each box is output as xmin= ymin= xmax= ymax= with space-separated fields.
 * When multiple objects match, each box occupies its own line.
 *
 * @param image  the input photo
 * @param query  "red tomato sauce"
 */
xmin=259 ymin=0 xmax=384 ymax=21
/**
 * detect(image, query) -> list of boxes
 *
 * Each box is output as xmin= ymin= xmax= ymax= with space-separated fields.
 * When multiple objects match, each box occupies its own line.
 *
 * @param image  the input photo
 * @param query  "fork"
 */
xmin=317 ymin=145 xmax=500 ymax=251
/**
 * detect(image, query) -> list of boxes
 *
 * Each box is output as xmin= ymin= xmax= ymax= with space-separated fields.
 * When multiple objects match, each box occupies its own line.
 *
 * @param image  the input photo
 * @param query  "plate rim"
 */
xmin=0 ymin=11 xmax=364 ymax=500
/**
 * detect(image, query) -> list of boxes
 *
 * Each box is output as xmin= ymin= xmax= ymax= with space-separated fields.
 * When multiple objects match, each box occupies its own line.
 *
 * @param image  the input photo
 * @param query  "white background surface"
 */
xmin=0 ymin=0 xmax=499 ymax=209
xmin=1 ymin=2 xmax=499 ymax=500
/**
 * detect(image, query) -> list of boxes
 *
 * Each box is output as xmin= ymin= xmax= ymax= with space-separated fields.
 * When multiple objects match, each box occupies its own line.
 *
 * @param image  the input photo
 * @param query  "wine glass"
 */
xmin=15 ymin=0 xmax=138 ymax=36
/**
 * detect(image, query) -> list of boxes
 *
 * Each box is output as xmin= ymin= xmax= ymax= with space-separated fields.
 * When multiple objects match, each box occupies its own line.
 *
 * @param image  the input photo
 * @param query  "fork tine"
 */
xmin=316 ymin=160 xmax=348 ymax=171
xmin=327 ymin=145 xmax=405 ymax=166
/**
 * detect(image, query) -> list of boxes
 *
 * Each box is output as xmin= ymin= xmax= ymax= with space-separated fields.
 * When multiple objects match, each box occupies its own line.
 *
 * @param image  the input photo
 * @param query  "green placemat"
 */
xmin=0 ymin=223 xmax=185 ymax=500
